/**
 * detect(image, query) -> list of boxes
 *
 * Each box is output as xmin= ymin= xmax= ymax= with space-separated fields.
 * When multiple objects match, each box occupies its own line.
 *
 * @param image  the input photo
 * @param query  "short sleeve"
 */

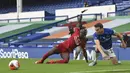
xmin=109 ymin=29 xmax=115 ymax=35
xmin=93 ymin=33 xmax=98 ymax=40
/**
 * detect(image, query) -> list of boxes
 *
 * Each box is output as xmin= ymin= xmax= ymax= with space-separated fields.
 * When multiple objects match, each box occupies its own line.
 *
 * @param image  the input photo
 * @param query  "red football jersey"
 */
xmin=58 ymin=27 xmax=86 ymax=52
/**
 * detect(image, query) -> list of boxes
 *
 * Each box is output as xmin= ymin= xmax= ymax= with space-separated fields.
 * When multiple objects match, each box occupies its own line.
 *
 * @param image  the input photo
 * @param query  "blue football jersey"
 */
xmin=93 ymin=28 xmax=115 ymax=49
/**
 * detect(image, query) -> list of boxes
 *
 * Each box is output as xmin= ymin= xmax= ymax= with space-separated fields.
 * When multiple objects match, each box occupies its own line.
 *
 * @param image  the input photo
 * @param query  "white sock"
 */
xmin=91 ymin=50 xmax=97 ymax=62
xmin=92 ymin=50 xmax=100 ymax=62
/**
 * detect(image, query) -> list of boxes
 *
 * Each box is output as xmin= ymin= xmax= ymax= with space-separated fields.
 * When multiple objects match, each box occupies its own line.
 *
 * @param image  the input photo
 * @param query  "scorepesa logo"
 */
xmin=0 ymin=49 xmax=29 ymax=59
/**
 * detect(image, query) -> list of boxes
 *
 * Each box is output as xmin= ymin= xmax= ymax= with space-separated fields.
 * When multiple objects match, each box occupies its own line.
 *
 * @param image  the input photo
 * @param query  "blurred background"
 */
xmin=0 ymin=0 xmax=130 ymax=60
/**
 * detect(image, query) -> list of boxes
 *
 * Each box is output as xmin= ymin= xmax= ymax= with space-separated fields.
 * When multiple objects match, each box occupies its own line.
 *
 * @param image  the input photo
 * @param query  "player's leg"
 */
xmin=55 ymin=52 xmax=70 ymax=64
xmin=35 ymin=46 xmax=60 ymax=64
xmin=74 ymin=46 xmax=82 ymax=60
xmin=106 ymin=48 xmax=119 ymax=65
xmin=46 ymin=52 xmax=69 ymax=64
xmin=88 ymin=49 xmax=100 ymax=66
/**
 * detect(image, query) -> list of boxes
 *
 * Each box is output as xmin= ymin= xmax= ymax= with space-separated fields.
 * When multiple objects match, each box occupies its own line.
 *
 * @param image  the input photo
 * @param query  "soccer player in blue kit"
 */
xmin=89 ymin=23 xmax=126 ymax=66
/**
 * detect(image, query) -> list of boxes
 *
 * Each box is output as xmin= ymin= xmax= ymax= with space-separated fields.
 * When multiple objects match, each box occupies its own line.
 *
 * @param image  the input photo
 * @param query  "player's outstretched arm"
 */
xmin=79 ymin=46 xmax=88 ymax=63
xmin=77 ymin=9 xmax=88 ymax=29
xmin=77 ymin=14 xmax=83 ymax=29
xmin=114 ymin=32 xmax=127 ymax=48
xmin=82 ymin=48 xmax=88 ymax=63
xmin=94 ymin=40 xmax=110 ymax=60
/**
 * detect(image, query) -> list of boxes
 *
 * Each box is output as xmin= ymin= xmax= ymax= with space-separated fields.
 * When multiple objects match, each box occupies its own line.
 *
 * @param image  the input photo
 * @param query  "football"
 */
xmin=8 ymin=60 xmax=20 ymax=70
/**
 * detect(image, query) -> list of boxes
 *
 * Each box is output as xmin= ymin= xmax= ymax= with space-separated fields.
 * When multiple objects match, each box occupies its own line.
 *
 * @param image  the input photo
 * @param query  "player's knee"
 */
xmin=64 ymin=59 xmax=69 ymax=63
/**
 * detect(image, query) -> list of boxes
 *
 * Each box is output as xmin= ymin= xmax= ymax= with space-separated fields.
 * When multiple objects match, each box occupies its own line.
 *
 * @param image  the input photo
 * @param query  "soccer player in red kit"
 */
xmin=69 ymin=25 xmax=88 ymax=60
xmin=35 ymin=27 xmax=88 ymax=64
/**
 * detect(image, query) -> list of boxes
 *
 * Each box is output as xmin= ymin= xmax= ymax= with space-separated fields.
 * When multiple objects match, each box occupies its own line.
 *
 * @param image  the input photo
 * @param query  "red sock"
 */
xmin=55 ymin=59 xmax=69 ymax=64
xmin=46 ymin=60 xmax=56 ymax=64
xmin=41 ymin=52 xmax=49 ymax=63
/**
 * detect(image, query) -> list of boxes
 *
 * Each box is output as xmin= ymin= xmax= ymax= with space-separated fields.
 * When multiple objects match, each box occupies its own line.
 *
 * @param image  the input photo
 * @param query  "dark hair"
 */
xmin=80 ymin=28 xmax=87 ymax=37
xmin=69 ymin=26 xmax=74 ymax=35
xmin=94 ymin=23 xmax=103 ymax=28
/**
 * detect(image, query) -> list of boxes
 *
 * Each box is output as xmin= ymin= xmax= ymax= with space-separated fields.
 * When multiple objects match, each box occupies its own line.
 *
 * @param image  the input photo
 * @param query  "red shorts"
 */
xmin=56 ymin=43 xmax=69 ymax=53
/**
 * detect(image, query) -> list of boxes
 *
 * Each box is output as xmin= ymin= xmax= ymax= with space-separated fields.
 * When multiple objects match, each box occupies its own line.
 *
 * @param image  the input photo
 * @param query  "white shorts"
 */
xmin=95 ymin=45 xmax=116 ymax=58
xmin=103 ymin=48 xmax=116 ymax=58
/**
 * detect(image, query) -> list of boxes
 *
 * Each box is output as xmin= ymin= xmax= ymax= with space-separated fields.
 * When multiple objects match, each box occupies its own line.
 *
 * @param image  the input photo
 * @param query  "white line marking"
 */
xmin=66 ymin=69 xmax=130 ymax=73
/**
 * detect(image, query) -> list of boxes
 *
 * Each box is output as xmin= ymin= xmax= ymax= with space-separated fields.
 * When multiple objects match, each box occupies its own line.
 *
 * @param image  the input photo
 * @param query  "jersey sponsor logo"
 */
xmin=0 ymin=49 xmax=29 ymax=59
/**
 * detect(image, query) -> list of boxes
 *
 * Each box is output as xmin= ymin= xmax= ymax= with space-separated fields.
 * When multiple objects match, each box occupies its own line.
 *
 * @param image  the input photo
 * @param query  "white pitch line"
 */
xmin=66 ymin=69 xmax=130 ymax=73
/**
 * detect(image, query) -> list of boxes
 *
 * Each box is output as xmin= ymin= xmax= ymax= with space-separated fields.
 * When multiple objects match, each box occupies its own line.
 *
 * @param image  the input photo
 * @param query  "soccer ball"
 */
xmin=8 ymin=60 xmax=20 ymax=70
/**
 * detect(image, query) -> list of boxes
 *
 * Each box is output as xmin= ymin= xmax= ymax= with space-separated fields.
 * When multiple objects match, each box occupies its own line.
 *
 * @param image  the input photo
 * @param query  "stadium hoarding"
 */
xmin=0 ymin=47 xmax=130 ymax=60
xmin=56 ymin=5 xmax=115 ymax=20
xmin=0 ymin=48 xmax=67 ymax=59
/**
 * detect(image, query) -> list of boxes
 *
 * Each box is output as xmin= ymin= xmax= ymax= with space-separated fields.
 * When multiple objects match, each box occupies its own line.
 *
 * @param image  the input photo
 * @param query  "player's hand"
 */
xmin=103 ymin=55 xmax=110 ymax=60
xmin=120 ymin=43 xmax=127 ymax=48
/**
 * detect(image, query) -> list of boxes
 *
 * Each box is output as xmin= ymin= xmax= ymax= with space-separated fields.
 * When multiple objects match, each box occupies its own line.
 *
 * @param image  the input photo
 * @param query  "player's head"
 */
xmin=94 ymin=23 xmax=104 ymax=34
xmin=80 ymin=28 xmax=87 ymax=38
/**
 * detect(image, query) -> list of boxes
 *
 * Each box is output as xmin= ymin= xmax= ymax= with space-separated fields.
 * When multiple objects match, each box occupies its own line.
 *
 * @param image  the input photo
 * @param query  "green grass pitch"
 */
xmin=0 ymin=59 xmax=130 ymax=73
